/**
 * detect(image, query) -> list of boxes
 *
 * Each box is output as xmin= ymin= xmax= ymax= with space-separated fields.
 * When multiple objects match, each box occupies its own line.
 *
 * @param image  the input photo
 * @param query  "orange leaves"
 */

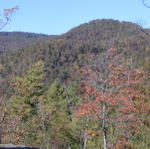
xmin=94 ymin=92 xmax=119 ymax=106
xmin=75 ymin=47 xmax=147 ymax=121
xmin=73 ymin=46 xmax=150 ymax=148
xmin=87 ymin=129 xmax=99 ymax=137
xmin=120 ymin=87 xmax=143 ymax=99
xmin=75 ymin=101 xmax=101 ymax=118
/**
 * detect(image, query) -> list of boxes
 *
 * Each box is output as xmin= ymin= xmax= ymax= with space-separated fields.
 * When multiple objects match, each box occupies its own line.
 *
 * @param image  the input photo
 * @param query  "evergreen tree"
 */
xmin=43 ymin=80 xmax=81 ymax=149
xmin=45 ymin=80 xmax=71 ymax=148
xmin=9 ymin=60 xmax=45 ymax=146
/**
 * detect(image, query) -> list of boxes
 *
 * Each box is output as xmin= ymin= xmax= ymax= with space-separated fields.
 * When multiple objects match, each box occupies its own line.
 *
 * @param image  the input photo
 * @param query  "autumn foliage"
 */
xmin=1 ymin=19 xmax=150 ymax=148
xmin=75 ymin=48 xmax=150 ymax=148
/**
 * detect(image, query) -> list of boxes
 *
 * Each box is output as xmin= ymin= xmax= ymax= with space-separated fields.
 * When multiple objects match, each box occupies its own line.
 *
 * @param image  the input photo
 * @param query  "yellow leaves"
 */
xmin=87 ymin=130 xmax=99 ymax=138
xmin=34 ymin=60 xmax=44 ymax=67
xmin=39 ymin=95 xmax=47 ymax=102
xmin=0 ymin=64 xmax=4 ymax=70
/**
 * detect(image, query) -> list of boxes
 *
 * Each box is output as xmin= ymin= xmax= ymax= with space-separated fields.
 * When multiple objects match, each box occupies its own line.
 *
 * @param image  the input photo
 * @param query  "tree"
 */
xmin=9 ymin=61 xmax=45 ymax=146
xmin=75 ymin=48 xmax=149 ymax=149
xmin=0 ymin=6 xmax=19 ymax=30
xmin=44 ymin=80 xmax=81 ymax=149
xmin=0 ymin=99 xmax=7 ymax=144
xmin=0 ymin=5 xmax=19 ymax=144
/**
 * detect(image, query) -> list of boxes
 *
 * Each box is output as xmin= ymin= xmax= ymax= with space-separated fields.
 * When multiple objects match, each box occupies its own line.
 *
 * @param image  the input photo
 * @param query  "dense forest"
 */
xmin=1 ymin=19 xmax=150 ymax=149
xmin=0 ymin=32 xmax=53 ymax=54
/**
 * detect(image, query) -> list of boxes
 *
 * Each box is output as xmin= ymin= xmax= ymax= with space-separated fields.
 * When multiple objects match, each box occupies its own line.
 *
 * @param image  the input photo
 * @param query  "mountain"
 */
xmin=1 ymin=19 xmax=150 ymax=82
xmin=0 ymin=32 xmax=55 ymax=54
xmin=0 ymin=19 xmax=150 ymax=98
xmin=1 ymin=19 xmax=150 ymax=147
xmin=63 ymin=19 xmax=150 ymax=50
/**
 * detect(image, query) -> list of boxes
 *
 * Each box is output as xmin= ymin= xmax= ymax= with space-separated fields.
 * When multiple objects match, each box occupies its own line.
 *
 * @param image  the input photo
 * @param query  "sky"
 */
xmin=0 ymin=0 xmax=150 ymax=35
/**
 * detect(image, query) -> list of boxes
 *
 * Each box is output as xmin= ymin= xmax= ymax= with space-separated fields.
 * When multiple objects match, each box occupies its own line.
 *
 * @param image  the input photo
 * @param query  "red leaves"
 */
xmin=75 ymin=48 xmax=146 ymax=125
xmin=74 ymin=48 xmax=150 ymax=147
xmin=75 ymin=101 xmax=101 ymax=118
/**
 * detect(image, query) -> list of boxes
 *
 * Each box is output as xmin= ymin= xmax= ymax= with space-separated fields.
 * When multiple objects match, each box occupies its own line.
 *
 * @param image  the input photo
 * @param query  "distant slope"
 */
xmin=0 ymin=32 xmax=55 ymax=53
xmin=1 ymin=19 xmax=150 ymax=99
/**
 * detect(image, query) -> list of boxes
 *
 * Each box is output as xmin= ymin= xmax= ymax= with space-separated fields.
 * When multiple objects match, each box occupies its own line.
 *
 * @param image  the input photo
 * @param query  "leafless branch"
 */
xmin=0 ymin=6 xmax=19 ymax=30
xmin=142 ymin=0 xmax=150 ymax=8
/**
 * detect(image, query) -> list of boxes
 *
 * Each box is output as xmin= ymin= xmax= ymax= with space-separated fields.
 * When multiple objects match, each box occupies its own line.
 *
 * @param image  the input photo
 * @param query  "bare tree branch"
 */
xmin=0 ymin=6 xmax=19 ymax=30
xmin=142 ymin=0 xmax=150 ymax=8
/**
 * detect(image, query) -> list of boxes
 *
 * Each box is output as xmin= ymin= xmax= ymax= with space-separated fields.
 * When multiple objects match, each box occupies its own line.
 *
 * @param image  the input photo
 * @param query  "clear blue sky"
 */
xmin=0 ymin=0 xmax=150 ymax=35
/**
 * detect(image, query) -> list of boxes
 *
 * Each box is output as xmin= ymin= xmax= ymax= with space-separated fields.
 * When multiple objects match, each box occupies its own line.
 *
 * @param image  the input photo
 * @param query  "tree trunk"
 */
xmin=83 ymin=136 xmax=88 ymax=149
xmin=46 ymin=139 xmax=50 ymax=149
xmin=68 ymin=144 xmax=71 ymax=149
xmin=83 ymin=117 xmax=89 ymax=149
xmin=102 ymin=102 xmax=108 ymax=149
xmin=0 ymin=133 xmax=1 ymax=144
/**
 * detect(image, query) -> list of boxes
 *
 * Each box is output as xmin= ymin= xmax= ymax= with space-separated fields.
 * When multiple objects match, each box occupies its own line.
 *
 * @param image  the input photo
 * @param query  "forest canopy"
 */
xmin=0 ymin=17 xmax=150 ymax=149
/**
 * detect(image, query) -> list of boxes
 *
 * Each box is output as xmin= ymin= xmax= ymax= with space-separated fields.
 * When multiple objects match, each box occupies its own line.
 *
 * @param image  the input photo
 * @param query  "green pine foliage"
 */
xmin=9 ymin=61 xmax=45 ymax=146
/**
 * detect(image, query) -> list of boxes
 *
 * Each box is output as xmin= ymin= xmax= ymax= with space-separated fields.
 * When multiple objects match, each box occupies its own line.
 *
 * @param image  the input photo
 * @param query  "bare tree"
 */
xmin=0 ymin=6 xmax=19 ymax=30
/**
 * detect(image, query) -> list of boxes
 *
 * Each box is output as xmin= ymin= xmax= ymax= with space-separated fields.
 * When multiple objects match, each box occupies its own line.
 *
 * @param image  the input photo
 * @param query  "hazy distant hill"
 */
xmin=0 ymin=32 xmax=55 ymax=53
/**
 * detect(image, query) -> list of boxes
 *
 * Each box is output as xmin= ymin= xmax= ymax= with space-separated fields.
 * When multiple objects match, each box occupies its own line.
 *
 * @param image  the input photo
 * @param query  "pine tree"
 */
xmin=9 ymin=60 xmax=45 ymax=146
xmin=42 ymin=80 xmax=81 ymax=149
xmin=44 ymin=80 xmax=70 ymax=148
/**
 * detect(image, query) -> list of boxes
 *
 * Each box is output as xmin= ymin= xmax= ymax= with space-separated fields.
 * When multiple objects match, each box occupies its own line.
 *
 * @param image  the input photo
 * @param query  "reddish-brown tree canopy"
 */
xmin=75 ymin=48 xmax=149 ymax=148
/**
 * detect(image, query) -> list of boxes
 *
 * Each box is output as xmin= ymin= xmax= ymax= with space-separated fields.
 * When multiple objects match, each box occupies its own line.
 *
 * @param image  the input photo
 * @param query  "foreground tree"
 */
xmin=0 ymin=5 xmax=19 ymax=144
xmin=0 ymin=98 xmax=8 ymax=143
xmin=7 ymin=62 xmax=81 ymax=148
xmin=75 ymin=48 xmax=150 ymax=149
xmin=44 ymin=80 xmax=81 ymax=149
xmin=8 ymin=61 xmax=45 ymax=146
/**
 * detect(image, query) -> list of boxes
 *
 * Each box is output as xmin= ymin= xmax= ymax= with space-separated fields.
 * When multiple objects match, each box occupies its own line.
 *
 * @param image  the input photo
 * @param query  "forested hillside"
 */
xmin=0 ymin=32 xmax=53 ymax=53
xmin=1 ymin=19 xmax=150 ymax=149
